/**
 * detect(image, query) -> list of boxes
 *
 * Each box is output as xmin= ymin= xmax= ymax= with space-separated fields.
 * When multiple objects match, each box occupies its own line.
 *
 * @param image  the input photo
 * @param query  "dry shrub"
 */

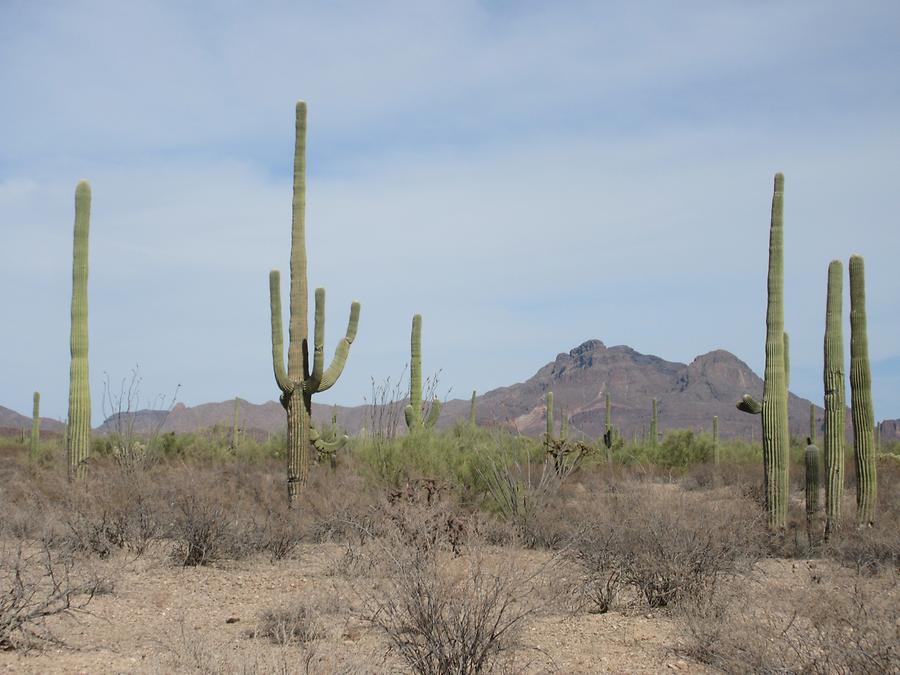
xmin=684 ymin=570 xmax=899 ymax=674
xmin=0 ymin=542 xmax=106 ymax=650
xmin=253 ymin=602 xmax=324 ymax=646
xmin=367 ymin=545 xmax=534 ymax=675
xmin=572 ymin=484 xmax=766 ymax=611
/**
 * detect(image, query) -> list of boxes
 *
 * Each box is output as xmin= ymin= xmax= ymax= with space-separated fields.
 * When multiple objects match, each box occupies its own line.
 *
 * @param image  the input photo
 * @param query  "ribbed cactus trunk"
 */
xmin=650 ymin=399 xmax=658 ymax=447
xmin=805 ymin=443 xmax=821 ymax=535
xmin=269 ymin=102 xmax=361 ymax=506
xmin=30 ymin=392 xmax=40 ymax=458
xmin=823 ymin=260 xmax=845 ymax=538
xmin=712 ymin=415 xmax=719 ymax=465
xmin=849 ymin=255 xmax=876 ymax=526
xmin=469 ymin=390 xmax=477 ymax=426
xmin=809 ymin=403 xmax=816 ymax=445
xmin=404 ymin=314 xmax=440 ymax=431
xmin=67 ymin=181 xmax=92 ymax=481
xmin=761 ymin=173 xmax=789 ymax=530
xmin=545 ymin=391 xmax=554 ymax=444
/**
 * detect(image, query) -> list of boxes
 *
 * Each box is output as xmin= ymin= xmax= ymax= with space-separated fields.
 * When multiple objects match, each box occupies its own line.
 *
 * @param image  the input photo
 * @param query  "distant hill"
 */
xmin=7 ymin=339 xmax=894 ymax=442
xmin=0 ymin=405 xmax=66 ymax=436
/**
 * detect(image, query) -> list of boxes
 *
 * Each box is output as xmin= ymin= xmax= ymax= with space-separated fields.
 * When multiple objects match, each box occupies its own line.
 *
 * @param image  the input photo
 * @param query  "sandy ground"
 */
xmin=0 ymin=542 xmax=709 ymax=674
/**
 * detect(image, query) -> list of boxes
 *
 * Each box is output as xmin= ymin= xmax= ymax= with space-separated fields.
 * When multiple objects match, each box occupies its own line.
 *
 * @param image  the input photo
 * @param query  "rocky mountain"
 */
xmin=0 ymin=405 xmax=66 ymax=437
xmin=7 ymin=339 xmax=892 ymax=442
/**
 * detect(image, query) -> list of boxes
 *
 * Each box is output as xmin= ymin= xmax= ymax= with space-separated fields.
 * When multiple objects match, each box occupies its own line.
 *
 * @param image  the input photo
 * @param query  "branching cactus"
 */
xmin=67 ymin=181 xmax=92 ymax=481
xmin=30 ymin=392 xmax=40 ymax=458
xmin=269 ymin=102 xmax=361 ymax=504
xmin=712 ymin=415 xmax=719 ymax=465
xmin=849 ymin=254 xmax=876 ymax=526
xmin=738 ymin=173 xmax=789 ymax=529
xmin=404 ymin=314 xmax=440 ymax=431
xmin=823 ymin=260 xmax=845 ymax=537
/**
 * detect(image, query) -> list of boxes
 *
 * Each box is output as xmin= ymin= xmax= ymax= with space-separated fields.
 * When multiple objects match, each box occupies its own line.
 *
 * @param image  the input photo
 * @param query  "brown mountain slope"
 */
xmin=0 ymin=405 xmax=66 ymax=434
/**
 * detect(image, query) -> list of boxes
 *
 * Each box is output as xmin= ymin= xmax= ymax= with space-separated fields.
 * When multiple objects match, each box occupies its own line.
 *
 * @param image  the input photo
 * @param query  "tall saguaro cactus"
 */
xmin=67 ymin=181 xmax=92 ymax=481
xmin=603 ymin=393 xmax=614 ymax=463
xmin=823 ymin=260 xmax=845 ymax=536
xmin=849 ymin=255 xmax=876 ymax=526
xmin=404 ymin=314 xmax=440 ymax=431
xmin=270 ymin=102 xmax=361 ymax=504
xmin=30 ymin=392 xmax=40 ymax=458
xmin=809 ymin=403 xmax=816 ymax=446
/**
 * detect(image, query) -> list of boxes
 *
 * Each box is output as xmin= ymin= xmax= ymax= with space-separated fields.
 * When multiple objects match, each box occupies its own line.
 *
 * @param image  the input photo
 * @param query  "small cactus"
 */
xmin=849 ymin=254 xmax=876 ymax=526
xmin=30 ymin=392 xmax=40 ymax=458
xmin=602 ymin=393 xmax=615 ymax=463
xmin=67 ymin=181 xmax=92 ymax=481
xmin=404 ymin=314 xmax=441 ymax=431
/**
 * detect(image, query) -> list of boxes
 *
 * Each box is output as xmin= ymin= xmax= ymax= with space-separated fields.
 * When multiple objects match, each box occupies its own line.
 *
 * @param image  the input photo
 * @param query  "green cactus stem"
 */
xmin=30 ymin=392 xmax=40 ymax=458
xmin=805 ymin=442 xmax=821 ymax=534
xmin=809 ymin=403 xmax=816 ymax=446
xmin=712 ymin=415 xmax=719 ymax=465
xmin=849 ymin=254 xmax=876 ymax=526
xmin=270 ymin=102 xmax=361 ymax=505
xmin=545 ymin=391 xmax=554 ymax=444
xmin=67 ymin=181 xmax=92 ymax=481
xmin=650 ymin=398 xmax=658 ymax=446
xmin=404 ymin=314 xmax=441 ymax=431
xmin=231 ymin=397 xmax=240 ymax=450
xmin=823 ymin=260 xmax=845 ymax=537
xmin=737 ymin=394 xmax=762 ymax=415
xmin=469 ymin=390 xmax=477 ymax=426
xmin=783 ymin=331 xmax=790 ymax=391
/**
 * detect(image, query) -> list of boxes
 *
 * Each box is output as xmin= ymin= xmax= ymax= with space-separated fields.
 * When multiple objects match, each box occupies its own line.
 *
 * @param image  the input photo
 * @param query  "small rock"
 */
xmin=226 ymin=616 xmax=240 ymax=624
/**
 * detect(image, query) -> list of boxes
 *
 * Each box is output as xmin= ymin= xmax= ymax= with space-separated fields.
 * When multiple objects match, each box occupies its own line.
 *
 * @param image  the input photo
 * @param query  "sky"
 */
xmin=1 ymin=1 xmax=899 ymax=424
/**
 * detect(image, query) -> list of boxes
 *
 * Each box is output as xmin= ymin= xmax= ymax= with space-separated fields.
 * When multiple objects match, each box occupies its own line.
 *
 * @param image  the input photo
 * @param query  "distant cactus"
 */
xmin=469 ymin=390 xmax=477 ymax=426
xmin=849 ymin=255 xmax=876 ymax=526
xmin=738 ymin=173 xmax=789 ymax=529
xmin=650 ymin=398 xmax=658 ymax=446
xmin=67 ymin=181 xmax=92 ymax=481
xmin=603 ymin=393 xmax=615 ymax=463
xmin=712 ymin=415 xmax=719 ymax=465
xmin=545 ymin=391 xmax=554 ymax=444
xmin=805 ymin=442 xmax=821 ymax=533
xmin=269 ymin=102 xmax=361 ymax=504
xmin=823 ymin=260 xmax=845 ymax=537
xmin=404 ymin=314 xmax=440 ymax=431
xmin=231 ymin=397 xmax=240 ymax=450
xmin=30 ymin=392 xmax=40 ymax=458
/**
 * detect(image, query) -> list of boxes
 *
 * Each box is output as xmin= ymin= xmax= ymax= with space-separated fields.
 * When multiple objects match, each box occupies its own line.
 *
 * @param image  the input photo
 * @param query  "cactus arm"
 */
xmin=424 ymin=397 xmax=441 ymax=429
xmin=737 ymin=394 xmax=762 ymax=415
xmin=309 ymin=423 xmax=348 ymax=452
xmin=306 ymin=287 xmax=326 ymax=392
xmin=317 ymin=301 xmax=361 ymax=392
xmin=269 ymin=270 xmax=294 ymax=394
xmin=404 ymin=404 xmax=415 ymax=430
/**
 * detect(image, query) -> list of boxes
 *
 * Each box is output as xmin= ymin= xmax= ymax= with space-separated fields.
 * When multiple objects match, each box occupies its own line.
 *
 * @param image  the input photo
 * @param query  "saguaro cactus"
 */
xmin=404 ymin=314 xmax=440 ymax=431
xmin=270 ymin=102 xmax=361 ymax=504
xmin=809 ymin=403 xmax=816 ymax=446
xmin=849 ymin=254 xmax=876 ymax=526
xmin=650 ymin=399 xmax=658 ymax=446
xmin=67 ymin=181 xmax=92 ymax=481
xmin=739 ymin=174 xmax=789 ymax=529
xmin=805 ymin=442 xmax=821 ymax=534
xmin=603 ymin=393 xmax=615 ymax=462
xmin=545 ymin=391 xmax=554 ymax=444
xmin=30 ymin=392 xmax=40 ymax=458
xmin=823 ymin=260 xmax=845 ymax=537
xmin=469 ymin=390 xmax=477 ymax=426
xmin=712 ymin=415 xmax=719 ymax=465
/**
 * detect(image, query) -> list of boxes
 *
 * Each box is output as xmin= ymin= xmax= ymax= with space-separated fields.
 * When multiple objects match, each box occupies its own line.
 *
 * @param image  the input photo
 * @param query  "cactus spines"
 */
xmin=650 ymin=398 xmax=658 ymax=446
xmin=805 ymin=442 xmax=821 ymax=534
xmin=404 ymin=314 xmax=440 ymax=431
xmin=67 ymin=180 xmax=92 ymax=481
xmin=270 ymin=102 xmax=361 ymax=504
xmin=737 ymin=394 xmax=762 ymax=415
xmin=469 ymin=390 xmax=477 ymax=426
xmin=30 ymin=392 xmax=40 ymax=458
xmin=849 ymin=254 xmax=876 ymax=526
xmin=823 ymin=260 xmax=845 ymax=537
xmin=783 ymin=331 xmax=790 ymax=391
xmin=545 ymin=391 xmax=554 ymax=444
xmin=760 ymin=172 xmax=789 ymax=529
xmin=712 ymin=415 xmax=719 ymax=465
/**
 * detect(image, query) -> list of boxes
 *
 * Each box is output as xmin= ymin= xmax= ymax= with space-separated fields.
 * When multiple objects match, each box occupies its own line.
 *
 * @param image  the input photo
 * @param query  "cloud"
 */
xmin=2 ymin=1 xmax=899 ymax=422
